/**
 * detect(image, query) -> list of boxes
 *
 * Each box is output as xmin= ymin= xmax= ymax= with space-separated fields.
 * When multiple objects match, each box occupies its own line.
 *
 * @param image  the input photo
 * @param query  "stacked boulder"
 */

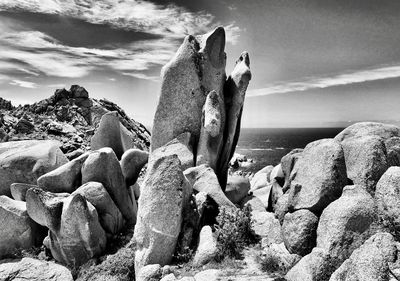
xmin=0 ymin=137 xmax=149 ymax=266
xmin=22 ymin=147 xmax=148 ymax=266
xmin=134 ymin=26 xmax=252 ymax=278
xmin=244 ymin=122 xmax=400 ymax=280
xmin=0 ymin=85 xmax=150 ymax=155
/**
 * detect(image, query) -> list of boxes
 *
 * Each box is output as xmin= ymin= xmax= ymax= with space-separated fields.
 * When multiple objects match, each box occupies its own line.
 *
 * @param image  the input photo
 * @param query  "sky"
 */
xmin=1 ymin=0 xmax=400 ymax=128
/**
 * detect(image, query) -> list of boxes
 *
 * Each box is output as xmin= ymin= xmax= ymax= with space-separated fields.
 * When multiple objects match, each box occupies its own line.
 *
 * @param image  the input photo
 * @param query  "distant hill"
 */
xmin=0 ymin=85 xmax=150 ymax=158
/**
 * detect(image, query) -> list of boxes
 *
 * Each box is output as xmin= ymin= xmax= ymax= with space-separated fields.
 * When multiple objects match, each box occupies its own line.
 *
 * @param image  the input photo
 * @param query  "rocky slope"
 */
xmin=0 ymin=85 xmax=150 ymax=157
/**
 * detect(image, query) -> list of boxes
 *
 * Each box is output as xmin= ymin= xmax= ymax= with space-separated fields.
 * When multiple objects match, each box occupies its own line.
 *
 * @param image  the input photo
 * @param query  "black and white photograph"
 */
xmin=0 ymin=1 xmax=399 ymax=280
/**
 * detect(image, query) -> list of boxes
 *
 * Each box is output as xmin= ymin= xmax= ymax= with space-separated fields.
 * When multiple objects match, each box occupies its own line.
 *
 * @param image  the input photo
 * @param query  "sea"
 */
xmin=235 ymin=127 xmax=345 ymax=173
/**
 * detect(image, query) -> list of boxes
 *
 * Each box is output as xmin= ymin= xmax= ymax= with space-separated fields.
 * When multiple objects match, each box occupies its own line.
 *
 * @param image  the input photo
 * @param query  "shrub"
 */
xmin=76 ymin=243 xmax=136 ymax=281
xmin=214 ymin=205 xmax=258 ymax=261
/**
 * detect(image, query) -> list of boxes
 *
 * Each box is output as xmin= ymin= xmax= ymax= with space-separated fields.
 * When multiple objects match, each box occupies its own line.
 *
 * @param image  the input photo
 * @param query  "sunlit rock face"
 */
xmin=151 ymin=26 xmax=251 ymax=190
xmin=136 ymin=26 xmax=252 ymax=276
xmin=150 ymin=27 xmax=227 ymax=153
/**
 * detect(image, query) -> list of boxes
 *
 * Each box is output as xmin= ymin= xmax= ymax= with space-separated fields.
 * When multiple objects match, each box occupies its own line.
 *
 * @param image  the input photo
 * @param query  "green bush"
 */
xmin=214 ymin=205 xmax=258 ymax=261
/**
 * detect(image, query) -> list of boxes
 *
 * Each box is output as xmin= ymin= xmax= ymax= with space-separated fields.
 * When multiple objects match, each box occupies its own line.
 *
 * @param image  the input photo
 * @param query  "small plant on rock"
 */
xmin=214 ymin=205 xmax=258 ymax=261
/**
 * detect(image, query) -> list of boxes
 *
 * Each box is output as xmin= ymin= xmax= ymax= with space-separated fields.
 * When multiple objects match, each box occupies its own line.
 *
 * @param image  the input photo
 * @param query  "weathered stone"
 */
xmin=72 ymin=182 xmax=125 ymax=234
xmin=225 ymin=175 xmax=250 ymax=204
xmin=218 ymin=51 xmax=251 ymax=189
xmin=341 ymin=135 xmax=388 ymax=195
xmin=45 ymin=193 xmax=107 ymax=266
xmin=251 ymin=211 xmax=283 ymax=245
xmin=385 ymin=136 xmax=400 ymax=166
xmin=0 ymin=140 xmax=68 ymax=196
xmin=241 ymin=195 xmax=265 ymax=212
xmin=26 ymin=187 xmax=69 ymax=231
xmin=329 ymin=232 xmax=397 ymax=281
xmin=269 ymin=181 xmax=284 ymax=212
xmin=375 ymin=167 xmax=400 ymax=234
xmin=286 ymin=247 xmax=335 ymax=281
xmin=150 ymin=132 xmax=194 ymax=171
xmin=317 ymin=185 xmax=376 ymax=266
xmin=275 ymin=193 xmax=289 ymax=224
xmin=137 ymin=264 xmax=162 ymax=281
xmin=250 ymin=165 xmax=273 ymax=192
xmin=282 ymin=210 xmax=319 ymax=256
xmin=288 ymin=139 xmax=347 ymax=214
xmin=0 ymin=196 xmax=43 ymax=258
xmin=193 ymin=225 xmax=218 ymax=266
xmin=281 ymin=149 xmax=303 ymax=192
xmin=184 ymin=164 xmax=236 ymax=209
xmin=82 ymin=147 xmax=136 ymax=224
xmin=197 ymin=91 xmax=224 ymax=171
xmin=0 ymin=257 xmax=73 ymax=281
xmin=15 ymin=118 xmax=34 ymax=133
xmin=10 ymin=183 xmax=37 ymax=201
xmin=90 ymin=111 xmax=124 ymax=159
xmin=70 ymin=85 xmax=89 ymax=99
xmin=120 ymin=148 xmax=149 ymax=186
xmin=37 ymin=152 xmax=89 ymax=193
xmin=334 ymin=122 xmax=400 ymax=142
xmin=252 ymin=185 xmax=272 ymax=209
xmin=134 ymin=155 xmax=189 ymax=277
xmin=151 ymin=27 xmax=226 ymax=152
xmin=270 ymin=164 xmax=284 ymax=183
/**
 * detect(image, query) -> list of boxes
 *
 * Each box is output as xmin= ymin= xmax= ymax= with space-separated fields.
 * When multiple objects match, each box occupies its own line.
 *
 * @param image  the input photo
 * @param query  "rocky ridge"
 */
xmin=0 ymin=85 xmax=150 ymax=156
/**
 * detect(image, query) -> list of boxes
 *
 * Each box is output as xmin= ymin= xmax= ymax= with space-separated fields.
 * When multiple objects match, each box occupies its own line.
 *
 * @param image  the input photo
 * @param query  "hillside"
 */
xmin=0 ymin=85 xmax=150 ymax=157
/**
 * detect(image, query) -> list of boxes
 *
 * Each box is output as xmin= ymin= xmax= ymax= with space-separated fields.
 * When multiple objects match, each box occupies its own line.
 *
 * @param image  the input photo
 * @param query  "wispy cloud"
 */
xmin=0 ymin=1 xmax=241 ymax=83
xmin=0 ymin=0 xmax=240 ymax=44
xmin=248 ymin=64 xmax=400 ymax=97
xmin=0 ymin=30 xmax=176 ymax=80
xmin=10 ymin=79 xmax=38 ymax=88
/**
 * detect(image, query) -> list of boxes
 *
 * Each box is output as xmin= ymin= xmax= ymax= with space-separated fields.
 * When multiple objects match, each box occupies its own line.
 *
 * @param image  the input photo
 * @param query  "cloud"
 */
xmin=0 ymin=30 xmax=176 ymax=80
xmin=0 ymin=1 xmax=241 ymax=82
xmin=10 ymin=79 xmax=38 ymax=88
xmin=0 ymin=0 xmax=240 ymax=44
xmin=122 ymin=72 xmax=160 ymax=82
xmin=248 ymin=64 xmax=400 ymax=97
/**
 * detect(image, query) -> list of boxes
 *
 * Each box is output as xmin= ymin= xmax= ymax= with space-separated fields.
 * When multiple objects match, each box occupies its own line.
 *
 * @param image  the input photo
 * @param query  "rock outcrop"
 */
xmin=193 ymin=225 xmax=218 ymax=266
xmin=217 ymin=52 xmax=251 ymax=188
xmin=282 ymin=209 xmax=319 ymax=256
xmin=151 ymin=27 xmax=227 ymax=152
xmin=287 ymin=139 xmax=347 ymax=214
xmin=316 ymin=185 xmax=376 ymax=266
xmin=334 ymin=122 xmax=400 ymax=194
xmin=44 ymin=193 xmax=107 ymax=266
xmin=134 ymin=154 xmax=190 ymax=277
xmin=197 ymin=91 xmax=224 ymax=170
xmin=184 ymin=165 xmax=236 ymax=209
xmin=151 ymin=27 xmax=251 ymax=191
xmin=375 ymin=166 xmax=400 ymax=234
xmin=0 ymin=140 xmax=68 ymax=196
xmin=329 ymin=232 xmax=397 ymax=281
xmin=0 ymin=85 xmax=150 ymax=156
xmin=120 ymin=148 xmax=149 ymax=186
xmin=0 ymin=196 xmax=43 ymax=258
xmin=0 ymin=257 xmax=73 ymax=281
xmin=82 ymin=147 xmax=136 ymax=224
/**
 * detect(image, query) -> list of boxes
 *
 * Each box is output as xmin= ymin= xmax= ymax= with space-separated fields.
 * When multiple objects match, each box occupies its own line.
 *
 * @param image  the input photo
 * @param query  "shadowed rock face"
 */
xmin=151 ymin=27 xmax=227 ymax=152
xmin=218 ymin=52 xmax=251 ymax=189
xmin=197 ymin=90 xmax=224 ymax=170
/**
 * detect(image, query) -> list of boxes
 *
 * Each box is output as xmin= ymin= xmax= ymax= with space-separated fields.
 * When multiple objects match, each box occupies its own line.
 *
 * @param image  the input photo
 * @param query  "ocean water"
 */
xmin=235 ymin=127 xmax=345 ymax=173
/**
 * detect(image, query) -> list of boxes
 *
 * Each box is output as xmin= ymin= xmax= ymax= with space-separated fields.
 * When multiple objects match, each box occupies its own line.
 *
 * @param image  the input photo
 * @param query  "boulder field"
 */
xmin=0 ymin=26 xmax=400 ymax=281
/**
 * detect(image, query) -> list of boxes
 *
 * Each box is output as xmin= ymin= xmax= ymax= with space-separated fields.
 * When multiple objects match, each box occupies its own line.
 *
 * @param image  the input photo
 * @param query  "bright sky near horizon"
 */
xmin=1 ymin=0 xmax=400 ymax=128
